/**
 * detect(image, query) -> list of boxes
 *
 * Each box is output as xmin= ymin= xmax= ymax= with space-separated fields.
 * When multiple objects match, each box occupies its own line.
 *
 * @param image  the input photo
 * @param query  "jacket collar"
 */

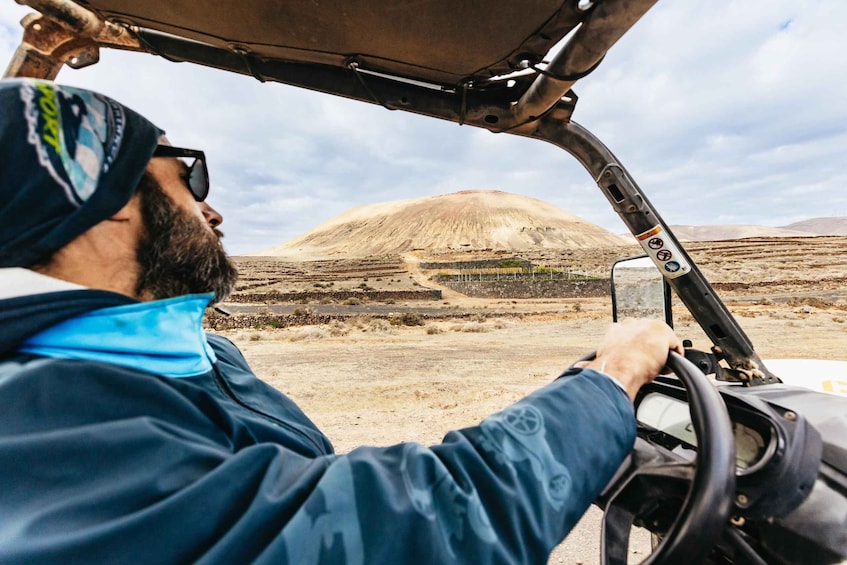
xmin=19 ymin=293 xmax=218 ymax=378
xmin=0 ymin=269 xmax=136 ymax=357
xmin=0 ymin=269 xmax=217 ymax=378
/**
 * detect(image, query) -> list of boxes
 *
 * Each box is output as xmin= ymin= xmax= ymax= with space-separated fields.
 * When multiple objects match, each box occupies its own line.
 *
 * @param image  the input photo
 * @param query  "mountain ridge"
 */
xmin=669 ymin=217 xmax=847 ymax=241
xmin=255 ymin=190 xmax=626 ymax=258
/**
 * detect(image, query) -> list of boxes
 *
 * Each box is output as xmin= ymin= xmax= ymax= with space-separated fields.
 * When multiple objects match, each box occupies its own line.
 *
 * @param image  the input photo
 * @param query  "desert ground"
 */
xmin=211 ymin=237 xmax=847 ymax=563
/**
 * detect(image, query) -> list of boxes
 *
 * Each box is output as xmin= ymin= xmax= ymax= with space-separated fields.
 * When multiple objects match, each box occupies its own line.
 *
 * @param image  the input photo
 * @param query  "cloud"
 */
xmin=1 ymin=1 xmax=845 ymax=253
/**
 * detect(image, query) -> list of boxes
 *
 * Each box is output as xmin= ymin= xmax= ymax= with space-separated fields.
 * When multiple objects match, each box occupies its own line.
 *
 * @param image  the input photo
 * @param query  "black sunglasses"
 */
xmin=152 ymin=145 xmax=210 ymax=202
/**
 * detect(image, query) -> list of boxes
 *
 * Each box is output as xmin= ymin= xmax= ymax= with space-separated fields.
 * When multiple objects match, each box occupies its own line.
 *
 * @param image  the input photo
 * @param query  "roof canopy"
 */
xmin=79 ymin=0 xmax=584 ymax=87
xmin=7 ymin=0 xmax=656 ymax=132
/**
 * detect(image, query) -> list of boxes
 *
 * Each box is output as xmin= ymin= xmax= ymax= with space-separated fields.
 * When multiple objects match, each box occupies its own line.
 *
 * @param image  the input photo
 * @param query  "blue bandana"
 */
xmin=19 ymin=294 xmax=218 ymax=378
xmin=0 ymin=78 xmax=163 ymax=267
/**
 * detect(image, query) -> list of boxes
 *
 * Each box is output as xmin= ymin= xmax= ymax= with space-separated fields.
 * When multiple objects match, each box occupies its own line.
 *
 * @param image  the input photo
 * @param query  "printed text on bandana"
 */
xmin=21 ymin=80 xmax=126 ymax=206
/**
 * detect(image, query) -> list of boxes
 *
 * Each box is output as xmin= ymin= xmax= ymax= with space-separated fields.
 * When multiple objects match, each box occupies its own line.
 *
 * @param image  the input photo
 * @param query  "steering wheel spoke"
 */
xmin=601 ymin=458 xmax=694 ymax=564
xmin=597 ymin=352 xmax=736 ymax=565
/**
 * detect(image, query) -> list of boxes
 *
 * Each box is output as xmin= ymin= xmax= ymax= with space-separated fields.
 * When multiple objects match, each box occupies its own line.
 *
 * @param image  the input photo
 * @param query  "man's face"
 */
xmin=133 ymin=158 xmax=238 ymax=302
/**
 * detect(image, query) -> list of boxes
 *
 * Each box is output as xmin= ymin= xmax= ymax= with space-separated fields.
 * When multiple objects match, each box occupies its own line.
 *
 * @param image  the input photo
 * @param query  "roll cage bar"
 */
xmin=4 ymin=0 xmax=778 ymax=384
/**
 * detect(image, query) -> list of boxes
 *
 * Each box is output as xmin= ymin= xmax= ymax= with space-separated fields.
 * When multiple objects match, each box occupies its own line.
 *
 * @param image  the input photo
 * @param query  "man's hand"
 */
xmin=582 ymin=319 xmax=684 ymax=402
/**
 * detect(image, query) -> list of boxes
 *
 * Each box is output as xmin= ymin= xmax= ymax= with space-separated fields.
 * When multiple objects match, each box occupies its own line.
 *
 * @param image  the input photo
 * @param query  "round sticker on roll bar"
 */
xmin=636 ymin=226 xmax=691 ymax=279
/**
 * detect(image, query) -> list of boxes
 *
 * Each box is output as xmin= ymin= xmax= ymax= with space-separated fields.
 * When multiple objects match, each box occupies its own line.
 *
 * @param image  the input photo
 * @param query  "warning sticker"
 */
xmin=648 ymin=237 xmax=664 ymax=250
xmin=656 ymin=249 xmax=673 ymax=262
xmin=636 ymin=225 xmax=690 ymax=279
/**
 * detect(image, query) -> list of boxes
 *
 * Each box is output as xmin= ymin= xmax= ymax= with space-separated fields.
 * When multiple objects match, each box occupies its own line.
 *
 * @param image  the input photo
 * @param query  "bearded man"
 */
xmin=0 ymin=78 xmax=681 ymax=563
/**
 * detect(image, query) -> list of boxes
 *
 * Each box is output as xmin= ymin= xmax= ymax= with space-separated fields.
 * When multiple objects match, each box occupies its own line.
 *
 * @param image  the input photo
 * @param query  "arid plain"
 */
xmin=209 ymin=235 xmax=847 ymax=563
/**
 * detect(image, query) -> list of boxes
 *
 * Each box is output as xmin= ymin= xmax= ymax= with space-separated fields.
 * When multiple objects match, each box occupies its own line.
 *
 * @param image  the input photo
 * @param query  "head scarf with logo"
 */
xmin=0 ymin=78 xmax=163 ymax=267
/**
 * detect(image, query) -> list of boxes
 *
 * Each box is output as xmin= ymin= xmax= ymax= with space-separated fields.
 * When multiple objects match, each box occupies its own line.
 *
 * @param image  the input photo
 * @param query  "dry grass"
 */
xmin=363 ymin=319 xmax=396 ymax=334
xmin=327 ymin=320 xmax=350 ymax=337
xmin=451 ymin=321 xmax=490 ymax=333
xmin=288 ymin=326 xmax=328 ymax=341
xmin=389 ymin=313 xmax=425 ymax=327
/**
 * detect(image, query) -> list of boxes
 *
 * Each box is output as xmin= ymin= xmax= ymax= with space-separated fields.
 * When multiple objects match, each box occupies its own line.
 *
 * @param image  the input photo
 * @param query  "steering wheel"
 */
xmin=597 ymin=351 xmax=736 ymax=564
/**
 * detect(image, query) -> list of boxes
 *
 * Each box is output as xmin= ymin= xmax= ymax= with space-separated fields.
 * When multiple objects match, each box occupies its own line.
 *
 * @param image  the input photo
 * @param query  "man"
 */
xmin=0 ymin=78 xmax=682 ymax=563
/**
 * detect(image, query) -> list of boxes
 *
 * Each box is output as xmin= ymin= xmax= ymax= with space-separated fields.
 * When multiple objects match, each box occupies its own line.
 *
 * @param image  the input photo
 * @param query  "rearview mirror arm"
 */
xmin=529 ymin=116 xmax=779 ymax=385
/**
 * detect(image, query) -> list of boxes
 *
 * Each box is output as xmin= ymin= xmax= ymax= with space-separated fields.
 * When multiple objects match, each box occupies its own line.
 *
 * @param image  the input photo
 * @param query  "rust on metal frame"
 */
xmin=4 ymin=0 xmax=142 ymax=80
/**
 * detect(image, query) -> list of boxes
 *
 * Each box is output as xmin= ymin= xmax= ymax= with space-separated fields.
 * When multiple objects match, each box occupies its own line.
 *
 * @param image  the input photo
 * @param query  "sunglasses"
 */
xmin=152 ymin=145 xmax=210 ymax=202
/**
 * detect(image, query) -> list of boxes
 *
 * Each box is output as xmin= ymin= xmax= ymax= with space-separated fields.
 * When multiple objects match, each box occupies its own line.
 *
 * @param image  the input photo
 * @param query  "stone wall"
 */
xmin=420 ymin=257 xmax=531 ymax=270
xmin=203 ymin=309 xmax=510 ymax=331
xmin=440 ymin=278 xmax=609 ymax=299
xmin=229 ymin=289 xmax=442 ymax=303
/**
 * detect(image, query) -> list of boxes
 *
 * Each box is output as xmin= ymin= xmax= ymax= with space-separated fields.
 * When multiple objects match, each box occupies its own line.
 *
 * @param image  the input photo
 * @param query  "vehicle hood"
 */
xmin=764 ymin=359 xmax=847 ymax=397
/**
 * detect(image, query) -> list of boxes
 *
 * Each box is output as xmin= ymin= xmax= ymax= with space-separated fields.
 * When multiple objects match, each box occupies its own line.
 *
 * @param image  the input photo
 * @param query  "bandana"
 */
xmin=0 ymin=78 xmax=163 ymax=267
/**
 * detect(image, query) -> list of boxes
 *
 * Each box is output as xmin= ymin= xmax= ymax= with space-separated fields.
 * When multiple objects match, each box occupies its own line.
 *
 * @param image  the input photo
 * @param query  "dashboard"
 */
xmin=633 ymin=377 xmax=822 ymax=521
xmin=626 ymin=375 xmax=841 ymax=563
xmin=637 ymin=391 xmax=778 ymax=476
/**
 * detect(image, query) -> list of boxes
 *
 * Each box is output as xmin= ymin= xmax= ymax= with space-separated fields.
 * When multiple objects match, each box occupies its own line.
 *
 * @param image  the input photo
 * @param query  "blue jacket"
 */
xmin=0 ymin=284 xmax=636 ymax=564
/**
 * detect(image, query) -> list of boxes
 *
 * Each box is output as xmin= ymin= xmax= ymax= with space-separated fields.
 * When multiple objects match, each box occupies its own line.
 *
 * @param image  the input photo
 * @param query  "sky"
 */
xmin=1 ymin=1 xmax=845 ymax=255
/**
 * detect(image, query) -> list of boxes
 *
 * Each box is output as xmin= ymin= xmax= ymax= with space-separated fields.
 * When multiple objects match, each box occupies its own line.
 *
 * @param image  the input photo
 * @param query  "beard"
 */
xmin=134 ymin=173 xmax=238 ymax=303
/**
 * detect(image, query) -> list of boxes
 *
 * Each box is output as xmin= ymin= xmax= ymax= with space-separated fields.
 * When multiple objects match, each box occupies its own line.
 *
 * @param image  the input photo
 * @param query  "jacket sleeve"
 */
xmin=260 ymin=368 xmax=636 ymax=564
xmin=0 ymin=357 xmax=634 ymax=564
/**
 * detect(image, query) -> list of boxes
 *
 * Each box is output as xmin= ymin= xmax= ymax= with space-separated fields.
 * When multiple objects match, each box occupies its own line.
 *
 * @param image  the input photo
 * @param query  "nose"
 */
xmin=199 ymin=201 xmax=223 ymax=228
